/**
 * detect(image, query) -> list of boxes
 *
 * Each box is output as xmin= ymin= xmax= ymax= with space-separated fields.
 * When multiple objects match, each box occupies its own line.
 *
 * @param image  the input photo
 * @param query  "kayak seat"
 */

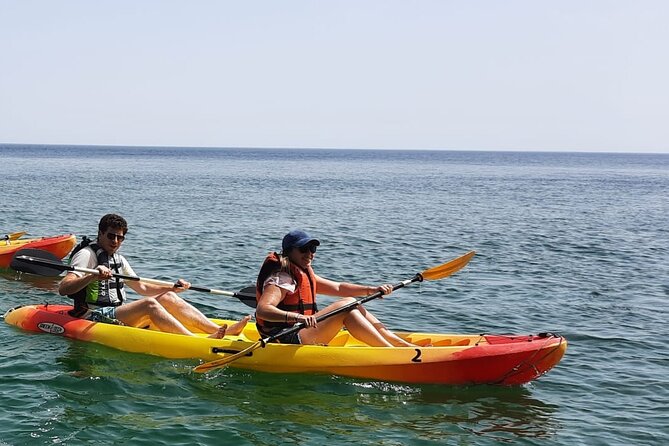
xmin=425 ymin=338 xmax=471 ymax=347
xmin=327 ymin=333 xmax=351 ymax=346
xmin=413 ymin=338 xmax=433 ymax=347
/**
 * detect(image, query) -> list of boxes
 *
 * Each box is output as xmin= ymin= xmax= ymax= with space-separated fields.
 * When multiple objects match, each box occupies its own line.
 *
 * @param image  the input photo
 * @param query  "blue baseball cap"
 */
xmin=282 ymin=230 xmax=320 ymax=252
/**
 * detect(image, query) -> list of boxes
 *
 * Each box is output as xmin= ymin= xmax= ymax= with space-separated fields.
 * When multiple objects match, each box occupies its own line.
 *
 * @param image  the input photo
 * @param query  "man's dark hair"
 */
xmin=98 ymin=214 xmax=128 ymax=234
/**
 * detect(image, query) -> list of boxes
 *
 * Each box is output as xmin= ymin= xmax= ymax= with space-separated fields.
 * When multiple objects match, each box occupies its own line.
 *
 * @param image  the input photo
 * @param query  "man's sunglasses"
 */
xmin=105 ymin=232 xmax=126 ymax=242
xmin=298 ymin=244 xmax=318 ymax=254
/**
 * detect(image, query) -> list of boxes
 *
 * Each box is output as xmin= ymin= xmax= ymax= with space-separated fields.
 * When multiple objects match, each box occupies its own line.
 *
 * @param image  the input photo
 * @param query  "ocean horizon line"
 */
xmin=1 ymin=142 xmax=668 ymax=156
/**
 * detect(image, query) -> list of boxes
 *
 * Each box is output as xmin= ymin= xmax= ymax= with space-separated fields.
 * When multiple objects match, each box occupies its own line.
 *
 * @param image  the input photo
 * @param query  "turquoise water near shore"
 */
xmin=1 ymin=145 xmax=667 ymax=445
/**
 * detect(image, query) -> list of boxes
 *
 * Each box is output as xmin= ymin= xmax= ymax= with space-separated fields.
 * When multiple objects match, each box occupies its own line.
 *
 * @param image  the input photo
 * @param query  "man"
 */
xmin=58 ymin=213 xmax=248 ymax=338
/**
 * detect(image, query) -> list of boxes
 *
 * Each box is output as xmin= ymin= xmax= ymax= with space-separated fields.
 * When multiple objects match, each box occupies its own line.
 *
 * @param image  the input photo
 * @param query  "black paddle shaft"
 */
xmin=11 ymin=249 xmax=257 ymax=302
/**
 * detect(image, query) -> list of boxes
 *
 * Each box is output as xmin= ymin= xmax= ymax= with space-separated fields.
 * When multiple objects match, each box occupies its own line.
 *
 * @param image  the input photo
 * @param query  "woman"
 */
xmin=255 ymin=230 xmax=415 ymax=347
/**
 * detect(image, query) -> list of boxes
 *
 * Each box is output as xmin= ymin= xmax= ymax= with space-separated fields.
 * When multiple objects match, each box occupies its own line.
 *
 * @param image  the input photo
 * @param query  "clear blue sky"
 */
xmin=1 ymin=1 xmax=667 ymax=152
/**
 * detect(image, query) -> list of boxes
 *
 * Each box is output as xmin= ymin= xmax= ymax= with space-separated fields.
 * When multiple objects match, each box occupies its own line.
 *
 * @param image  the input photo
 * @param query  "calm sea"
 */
xmin=1 ymin=144 xmax=667 ymax=445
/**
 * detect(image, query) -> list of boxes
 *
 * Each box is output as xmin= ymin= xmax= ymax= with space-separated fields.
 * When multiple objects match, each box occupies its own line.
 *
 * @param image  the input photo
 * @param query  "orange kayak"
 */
xmin=4 ymin=303 xmax=567 ymax=386
xmin=0 ymin=234 xmax=76 ymax=268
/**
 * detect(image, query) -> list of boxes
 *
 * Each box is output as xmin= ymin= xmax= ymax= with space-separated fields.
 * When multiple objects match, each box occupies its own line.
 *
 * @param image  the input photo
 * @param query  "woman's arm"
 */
xmin=256 ymin=284 xmax=291 ymax=322
xmin=316 ymin=274 xmax=392 ymax=297
xmin=256 ymin=284 xmax=314 ymax=326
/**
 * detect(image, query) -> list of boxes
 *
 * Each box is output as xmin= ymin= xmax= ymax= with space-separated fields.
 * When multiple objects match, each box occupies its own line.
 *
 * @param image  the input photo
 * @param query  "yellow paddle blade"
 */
xmin=7 ymin=231 xmax=27 ymax=241
xmin=420 ymin=251 xmax=475 ymax=281
xmin=193 ymin=341 xmax=262 ymax=374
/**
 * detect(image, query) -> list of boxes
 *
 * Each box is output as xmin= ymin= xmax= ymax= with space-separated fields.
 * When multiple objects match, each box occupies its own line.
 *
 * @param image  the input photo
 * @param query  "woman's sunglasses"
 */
xmin=298 ymin=244 xmax=318 ymax=254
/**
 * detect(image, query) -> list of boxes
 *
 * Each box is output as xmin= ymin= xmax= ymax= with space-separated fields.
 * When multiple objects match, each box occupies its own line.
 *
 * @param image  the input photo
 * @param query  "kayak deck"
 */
xmin=4 ymin=304 xmax=567 ymax=386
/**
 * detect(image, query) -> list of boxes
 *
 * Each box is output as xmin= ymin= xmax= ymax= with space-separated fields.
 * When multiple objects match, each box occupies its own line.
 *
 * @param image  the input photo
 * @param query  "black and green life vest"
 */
xmin=67 ymin=237 xmax=126 ymax=317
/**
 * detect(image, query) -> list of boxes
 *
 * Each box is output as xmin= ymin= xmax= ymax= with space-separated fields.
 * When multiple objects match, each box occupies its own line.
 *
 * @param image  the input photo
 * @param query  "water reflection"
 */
xmin=49 ymin=333 xmax=560 ymax=444
xmin=349 ymin=380 xmax=560 ymax=441
xmin=193 ymin=369 xmax=561 ymax=443
xmin=0 ymin=269 xmax=61 ymax=294
xmin=55 ymin=341 xmax=170 ymax=384
xmin=415 ymin=385 xmax=559 ymax=441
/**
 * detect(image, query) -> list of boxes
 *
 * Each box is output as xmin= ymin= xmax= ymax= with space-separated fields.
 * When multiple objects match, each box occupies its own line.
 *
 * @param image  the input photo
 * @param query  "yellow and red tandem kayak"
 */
xmin=4 ymin=304 xmax=567 ymax=386
xmin=0 ymin=234 xmax=76 ymax=268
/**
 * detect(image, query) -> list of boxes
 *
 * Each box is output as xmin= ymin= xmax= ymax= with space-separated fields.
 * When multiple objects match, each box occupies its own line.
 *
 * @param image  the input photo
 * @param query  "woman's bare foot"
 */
xmin=393 ymin=339 xmax=420 ymax=347
xmin=207 ymin=324 xmax=228 ymax=339
xmin=225 ymin=315 xmax=251 ymax=336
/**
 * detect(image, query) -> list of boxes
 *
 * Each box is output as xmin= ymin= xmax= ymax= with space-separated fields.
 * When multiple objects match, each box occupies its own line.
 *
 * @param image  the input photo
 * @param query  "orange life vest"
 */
xmin=255 ymin=252 xmax=318 ymax=332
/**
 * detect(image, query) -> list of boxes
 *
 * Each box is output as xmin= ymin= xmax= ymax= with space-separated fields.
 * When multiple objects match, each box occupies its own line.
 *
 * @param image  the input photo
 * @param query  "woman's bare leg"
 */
xmin=357 ymin=306 xmax=416 ymax=347
xmin=298 ymin=299 xmax=393 ymax=347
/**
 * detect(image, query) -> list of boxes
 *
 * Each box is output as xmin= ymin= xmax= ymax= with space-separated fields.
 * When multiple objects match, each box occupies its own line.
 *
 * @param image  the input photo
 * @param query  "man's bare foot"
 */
xmin=207 ymin=324 xmax=228 ymax=339
xmin=225 ymin=315 xmax=251 ymax=336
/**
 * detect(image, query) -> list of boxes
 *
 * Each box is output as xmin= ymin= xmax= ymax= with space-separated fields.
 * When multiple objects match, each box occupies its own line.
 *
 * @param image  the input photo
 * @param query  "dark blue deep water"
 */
xmin=1 ymin=144 xmax=667 ymax=445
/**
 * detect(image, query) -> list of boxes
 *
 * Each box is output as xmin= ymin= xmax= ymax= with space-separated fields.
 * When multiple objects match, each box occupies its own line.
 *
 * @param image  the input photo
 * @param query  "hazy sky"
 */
xmin=1 ymin=1 xmax=667 ymax=152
